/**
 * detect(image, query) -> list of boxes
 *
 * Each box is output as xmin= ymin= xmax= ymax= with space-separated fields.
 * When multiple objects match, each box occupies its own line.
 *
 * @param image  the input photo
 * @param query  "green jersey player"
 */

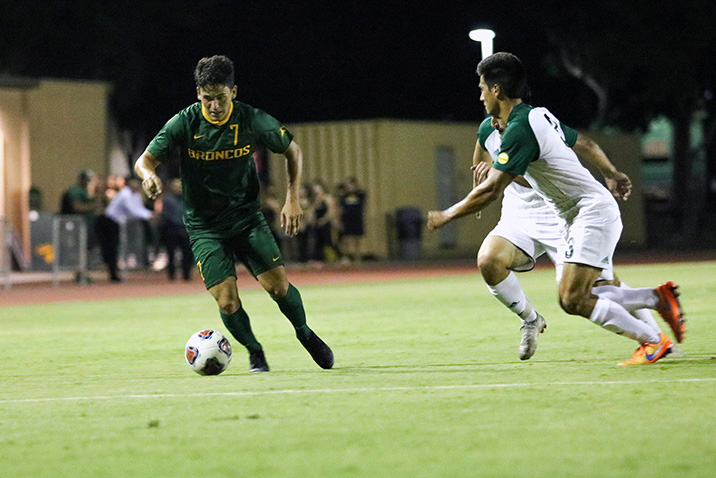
xmin=135 ymin=55 xmax=333 ymax=372
xmin=427 ymin=52 xmax=684 ymax=366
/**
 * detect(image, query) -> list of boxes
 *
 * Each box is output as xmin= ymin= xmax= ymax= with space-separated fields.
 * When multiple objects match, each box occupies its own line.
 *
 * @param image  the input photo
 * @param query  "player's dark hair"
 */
xmin=476 ymin=52 xmax=529 ymax=101
xmin=194 ymin=55 xmax=235 ymax=88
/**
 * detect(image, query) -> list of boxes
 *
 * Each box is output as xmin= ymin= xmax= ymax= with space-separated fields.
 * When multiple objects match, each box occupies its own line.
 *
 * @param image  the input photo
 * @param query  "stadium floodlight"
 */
xmin=469 ymin=29 xmax=496 ymax=59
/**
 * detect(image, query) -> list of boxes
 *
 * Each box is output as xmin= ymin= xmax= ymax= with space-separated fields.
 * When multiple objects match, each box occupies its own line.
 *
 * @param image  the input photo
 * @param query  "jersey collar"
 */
xmin=201 ymin=101 xmax=234 ymax=126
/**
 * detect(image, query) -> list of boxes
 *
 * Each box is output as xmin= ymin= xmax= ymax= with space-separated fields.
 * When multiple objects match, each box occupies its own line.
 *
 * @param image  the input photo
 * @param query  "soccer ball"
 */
xmin=185 ymin=329 xmax=232 ymax=375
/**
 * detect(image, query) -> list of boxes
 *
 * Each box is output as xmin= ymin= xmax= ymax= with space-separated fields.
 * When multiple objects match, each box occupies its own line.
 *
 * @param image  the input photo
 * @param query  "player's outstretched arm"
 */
xmin=471 ymin=141 xmax=493 ymax=187
xmin=281 ymin=140 xmax=304 ymax=236
xmin=427 ymin=169 xmax=514 ymax=231
xmin=134 ymin=150 xmax=163 ymax=200
xmin=573 ymin=133 xmax=631 ymax=200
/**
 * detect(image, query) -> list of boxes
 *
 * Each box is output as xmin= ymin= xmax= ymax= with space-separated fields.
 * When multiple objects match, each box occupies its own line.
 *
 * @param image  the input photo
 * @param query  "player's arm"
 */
xmin=471 ymin=141 xmax=492 ymax=187
xmin=572 ymin=133 xmax=631 ymax=200
xmin=427 ymin=169 xmax=515 ymax=231
xmin=281 ymin=140 xmax=304 ymax=236
xmin=135 ymin=113 xmax=185 ymax=200
xmin=134 ymin=150 xmax=163 ymax=200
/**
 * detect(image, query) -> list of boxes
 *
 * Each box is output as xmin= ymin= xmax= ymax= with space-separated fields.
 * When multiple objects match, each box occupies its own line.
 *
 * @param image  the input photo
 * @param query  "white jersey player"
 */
xmin=476 ymin=132 xmax=671 ymax=360
xmin=427 ymin=52 xmax=684 ymax=366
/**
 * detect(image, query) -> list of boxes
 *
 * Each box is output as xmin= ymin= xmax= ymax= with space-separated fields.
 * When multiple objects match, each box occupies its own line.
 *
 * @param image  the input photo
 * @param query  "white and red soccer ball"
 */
xmin=185 ymin=329 xmax=232 ymax=375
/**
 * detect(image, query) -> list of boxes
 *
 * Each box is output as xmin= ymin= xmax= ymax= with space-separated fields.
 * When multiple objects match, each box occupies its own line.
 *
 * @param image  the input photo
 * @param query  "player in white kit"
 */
xmin=474 ymin=135 xmax=677 ymax=361
xmin=427 ymin=52 xmax=685 ymax=366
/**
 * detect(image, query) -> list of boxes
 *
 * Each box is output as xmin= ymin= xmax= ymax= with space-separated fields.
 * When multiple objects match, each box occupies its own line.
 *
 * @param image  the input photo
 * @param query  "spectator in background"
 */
xmin=106 ymin=175 xmax=124 ymax=201
xmin=158 ymin=178 xmax=193 ymax=281
xmin=294 ymin=183 xmax=315 ymax=264
xmin=311 ymin=180 xmax=339 ymax=263
xmin=60 ymin=169 xmax=98 ymax=219
xmin=339 ymin=177 xmax=367 ymax=263
xmin=260 ymin=183 xmax=284 ymax=251
xmin=95 ymin=176 xmax=153 ymax=282
xmin=60 ymin=169 xmax=101 ymax=283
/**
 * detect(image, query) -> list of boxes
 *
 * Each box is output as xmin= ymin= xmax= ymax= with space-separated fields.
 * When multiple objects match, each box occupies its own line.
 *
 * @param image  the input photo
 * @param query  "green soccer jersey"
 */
xmin=147 ymin=101 xmax=294 ymax=233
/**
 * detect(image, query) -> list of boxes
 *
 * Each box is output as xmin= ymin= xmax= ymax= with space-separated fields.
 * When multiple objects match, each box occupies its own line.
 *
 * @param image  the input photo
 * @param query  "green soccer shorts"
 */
xmin=190 ymin=212 xmax=284 ymax=289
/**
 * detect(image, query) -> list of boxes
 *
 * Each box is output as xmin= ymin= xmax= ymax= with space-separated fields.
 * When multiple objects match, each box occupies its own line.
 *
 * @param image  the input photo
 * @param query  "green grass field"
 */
xmin=1 ymin=261 xmax=715 ymax=477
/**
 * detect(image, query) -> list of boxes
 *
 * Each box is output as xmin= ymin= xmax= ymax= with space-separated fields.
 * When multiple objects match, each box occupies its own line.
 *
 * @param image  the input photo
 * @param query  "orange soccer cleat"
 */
xmin=655 ymin=281 xmax=686 ymax=343
xmin=618 ymin=333 xmax=674 ymax=366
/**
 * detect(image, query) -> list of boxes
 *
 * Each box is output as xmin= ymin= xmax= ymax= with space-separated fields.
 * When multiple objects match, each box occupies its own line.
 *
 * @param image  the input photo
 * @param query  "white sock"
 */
xmin=591 ymin=285 xmax=659 ymax=312
xmin=487 ymin=271 xmax=538 ymax=322
xmin=589 ymin=297 xmax=661 ymax=344
xmin=620 ymin=282 xmax=662 ymax=334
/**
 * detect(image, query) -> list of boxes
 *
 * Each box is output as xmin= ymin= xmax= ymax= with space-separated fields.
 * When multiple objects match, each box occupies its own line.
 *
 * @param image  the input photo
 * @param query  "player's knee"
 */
xmin=217 ymin=296 xmax=241 ymax=315
xmin=263 ymin=281 xmax=289 ymax=299
xmin=477 ymin=250 xmax=508 ymax=282
xmin=559 ymin=290 xmax=588 ymax=316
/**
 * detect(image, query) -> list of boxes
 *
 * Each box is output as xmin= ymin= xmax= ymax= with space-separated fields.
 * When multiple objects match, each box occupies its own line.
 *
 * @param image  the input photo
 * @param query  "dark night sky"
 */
xmin=1 ymin=0 xmax=712 ymax=136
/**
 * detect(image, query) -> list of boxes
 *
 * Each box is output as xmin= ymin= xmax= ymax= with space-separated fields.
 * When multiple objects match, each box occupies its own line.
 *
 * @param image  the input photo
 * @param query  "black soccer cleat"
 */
xmin=249 ymin=349 xmax=270 ymax=373
xmin=299 ymin=331 xmax=334 ymax=369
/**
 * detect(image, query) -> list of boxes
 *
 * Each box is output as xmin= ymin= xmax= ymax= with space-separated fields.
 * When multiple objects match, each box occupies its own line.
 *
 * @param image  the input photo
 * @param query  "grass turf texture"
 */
xmin=1 ymin=261 xmax=715 ymax=477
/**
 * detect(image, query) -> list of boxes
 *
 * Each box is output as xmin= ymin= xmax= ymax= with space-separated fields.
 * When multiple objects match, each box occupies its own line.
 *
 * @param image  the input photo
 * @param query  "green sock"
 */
xmin=220 ymin=307 xmax=262 ymax=352
xmin=274 ymin=283 xmax=312 ymax=339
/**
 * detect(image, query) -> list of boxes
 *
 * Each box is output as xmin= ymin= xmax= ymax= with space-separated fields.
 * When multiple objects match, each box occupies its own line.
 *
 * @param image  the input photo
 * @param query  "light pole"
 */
xmin=469 ymin=29 xmax=496 ymax=59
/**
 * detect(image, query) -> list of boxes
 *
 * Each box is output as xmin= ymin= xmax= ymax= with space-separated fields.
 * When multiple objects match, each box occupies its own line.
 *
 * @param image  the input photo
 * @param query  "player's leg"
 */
xmin=478 ymin=236 xmax=539 ymax=321
xmin=593 ymin=275 xmax=663 ymax=333
xmin=559 ymin=262 xmax=666 ymax=342
xmin=591 ymin=282 xmax=685 ymax=343
xmin=193 ymin=233 xmax=267 ymax=372
xmin=256 ymin=265 xmax=307 ymax=338
xmin=208 ymin=278 xmax=262 ymax=351
xmin=477 ymin=235 xmax=545 ymax=360
xmin=255 ymin=266 xmax=333 ymax=369
xmin=559 ymin=215 xmax=672 ymax=365
xmin=560 ymin=215 xmax=673 ymax=364
xmin=244 ymin=213 xmax=334 ymax=369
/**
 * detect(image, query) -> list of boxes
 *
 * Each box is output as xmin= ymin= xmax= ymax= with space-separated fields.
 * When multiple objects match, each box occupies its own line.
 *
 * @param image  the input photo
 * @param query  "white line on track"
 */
xmin=2 ymin=377 xmax=715 ymax=404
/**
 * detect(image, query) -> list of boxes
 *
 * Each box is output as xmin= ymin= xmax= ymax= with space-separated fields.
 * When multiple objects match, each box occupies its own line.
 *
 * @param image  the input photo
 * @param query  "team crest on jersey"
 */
xmin=197 ymin=329 xmax=214 ymax=340
xmin=186 ymin=346 xmax=199 ymax=365
xmin=497 ymin=152 xmax=509 ymax=164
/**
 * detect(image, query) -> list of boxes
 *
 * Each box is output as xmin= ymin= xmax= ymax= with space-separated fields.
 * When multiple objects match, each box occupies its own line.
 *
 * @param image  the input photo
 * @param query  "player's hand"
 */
xmin=426 ymin=210 xmax=450 ymax=231
xmin=142 ymin=174 xmax=163 ymax=200
xmin=281 ymin=199 xmax=304 ymax=236
xmin=471 ymin=162 xmax=490 ymax=188
xmin=605 ymin=171 xmax=632 ymax=201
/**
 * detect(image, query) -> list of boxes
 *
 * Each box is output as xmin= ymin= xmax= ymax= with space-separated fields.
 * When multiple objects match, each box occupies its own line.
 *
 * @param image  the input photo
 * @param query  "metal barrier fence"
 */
xmin=51 ymin=215 xmax=88 ymax=286
xmin=1 ymin=215 xmax=150 ymax=288
xmin=118 ymin=218 xmax=148 ymax=272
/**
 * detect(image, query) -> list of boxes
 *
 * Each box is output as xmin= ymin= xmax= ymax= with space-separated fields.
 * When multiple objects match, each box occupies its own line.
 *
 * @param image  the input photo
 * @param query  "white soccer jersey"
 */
xmin=480 ymin=104 xmax=618 ymax=223
xmin=477 ymin=105 xmax=621 ymax=274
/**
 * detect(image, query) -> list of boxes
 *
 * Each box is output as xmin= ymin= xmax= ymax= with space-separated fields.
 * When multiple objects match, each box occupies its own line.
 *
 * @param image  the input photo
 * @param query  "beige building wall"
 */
xmin=0 ymin=78 xmax=110 ymax=260
xmin=271 ymin=119 xmax=645 ymax=260
xmin=28 ymin=80 xmax=111 ymax=214
xmin=0 ymin=86 xmax=32 ymax=257
xmin=271 ymin=119 xmax=501 ymax=259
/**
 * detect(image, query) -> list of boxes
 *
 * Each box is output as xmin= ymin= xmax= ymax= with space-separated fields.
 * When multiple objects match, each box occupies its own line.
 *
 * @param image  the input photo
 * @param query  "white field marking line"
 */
xmin=2 ymin=377 xmax=716 ymax=404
